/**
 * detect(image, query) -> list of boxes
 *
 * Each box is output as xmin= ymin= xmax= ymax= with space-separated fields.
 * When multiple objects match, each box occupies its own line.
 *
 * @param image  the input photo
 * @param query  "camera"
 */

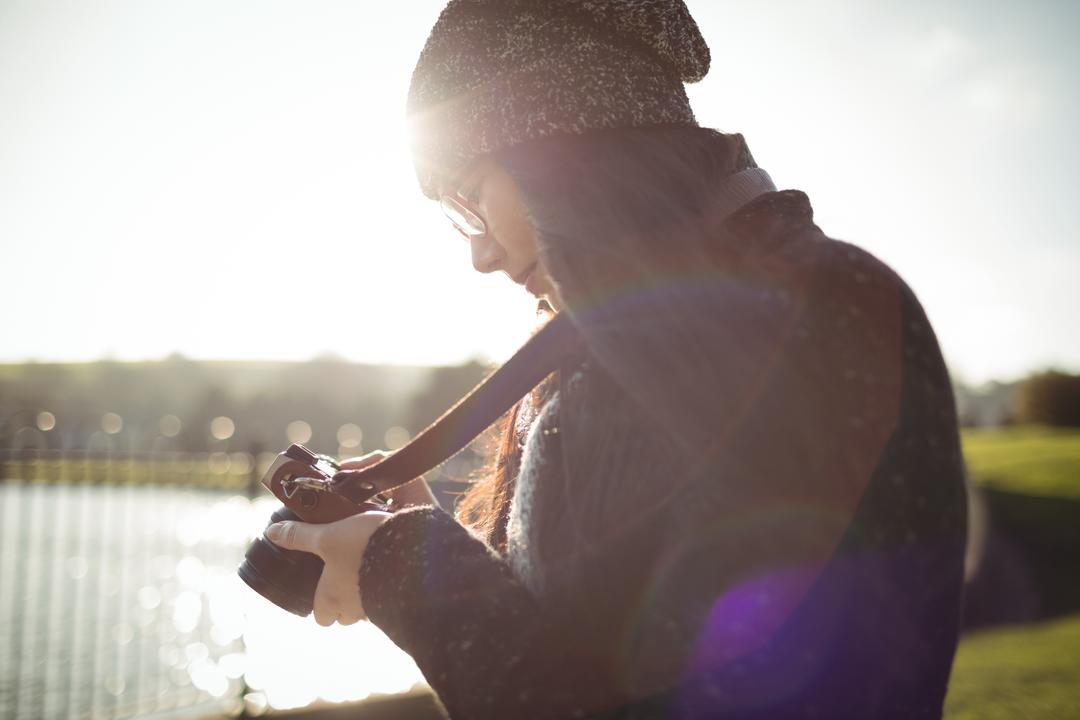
xmin=238 ymin=443 xmax=391 ymax=616
xmin=237 ymin=314 xmax=583 ymax=616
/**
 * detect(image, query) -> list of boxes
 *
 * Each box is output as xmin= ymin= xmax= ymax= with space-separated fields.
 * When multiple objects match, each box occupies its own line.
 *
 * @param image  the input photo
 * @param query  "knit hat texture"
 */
xmin=407 ymin=0 xmax=711 ymax=200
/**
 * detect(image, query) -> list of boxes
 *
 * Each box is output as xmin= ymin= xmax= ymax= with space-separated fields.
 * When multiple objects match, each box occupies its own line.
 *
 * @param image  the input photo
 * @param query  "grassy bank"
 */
xmin=945 ymin=612 xmax=1080 ymax=719
xmin=961 ymin=426 xmax=1080 ymax=499
xmin=944 ymin=425 xmax=1080 ymax=718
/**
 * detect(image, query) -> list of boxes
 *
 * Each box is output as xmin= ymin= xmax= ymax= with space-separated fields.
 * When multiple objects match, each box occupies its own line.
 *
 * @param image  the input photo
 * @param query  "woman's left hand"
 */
xmin=265 ymin=510 xmax=394 ymax=626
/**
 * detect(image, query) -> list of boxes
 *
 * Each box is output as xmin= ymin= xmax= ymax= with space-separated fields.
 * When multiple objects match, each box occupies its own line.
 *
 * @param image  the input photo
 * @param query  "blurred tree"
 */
xmin=405 ymin=360 xmax=494 ymax=510
xmin=1013 ymin=370 xmax=1080 ymax=427
xmin=0 ymin=357 xmax=446 ymax=453
xmin=407 ymin=360 xmax=490 ymax=433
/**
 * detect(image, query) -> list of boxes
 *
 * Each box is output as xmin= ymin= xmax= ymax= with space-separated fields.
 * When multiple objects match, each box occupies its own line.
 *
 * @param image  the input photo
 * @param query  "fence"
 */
xmin=0 ymin=448 xmax=442 ymax=720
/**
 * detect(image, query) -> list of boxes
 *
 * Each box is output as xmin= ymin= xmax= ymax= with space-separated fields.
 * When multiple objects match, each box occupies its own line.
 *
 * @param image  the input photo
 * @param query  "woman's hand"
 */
xmin=266 ymin=510 xmax=393 ymax=626
xmin=337 ymin=450 xmax=439 ymax=510
xmin=264 ymin=450 xmax=439 ymax=627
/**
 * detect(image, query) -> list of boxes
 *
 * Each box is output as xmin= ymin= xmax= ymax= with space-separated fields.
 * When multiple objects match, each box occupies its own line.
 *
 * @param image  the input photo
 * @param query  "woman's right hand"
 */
xmin=337 ymin=450 xmax=439 ymax=510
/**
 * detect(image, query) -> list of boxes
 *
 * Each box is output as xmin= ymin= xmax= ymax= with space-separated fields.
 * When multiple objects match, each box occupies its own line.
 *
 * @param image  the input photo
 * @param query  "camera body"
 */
xmin=238 ymin=444 xmax=391 ymax=616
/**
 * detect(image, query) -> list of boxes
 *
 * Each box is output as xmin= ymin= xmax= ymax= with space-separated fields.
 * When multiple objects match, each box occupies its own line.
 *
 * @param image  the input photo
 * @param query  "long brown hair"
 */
xmin=453 ymin=125 xmax=756 ymax=555
xmin=454 ymin=304 xmax=559 ymax=551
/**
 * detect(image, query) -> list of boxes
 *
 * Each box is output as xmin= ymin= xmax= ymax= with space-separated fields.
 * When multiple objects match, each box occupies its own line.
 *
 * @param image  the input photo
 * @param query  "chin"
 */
xmin=541 ymin=291 xmax=562 ymax=313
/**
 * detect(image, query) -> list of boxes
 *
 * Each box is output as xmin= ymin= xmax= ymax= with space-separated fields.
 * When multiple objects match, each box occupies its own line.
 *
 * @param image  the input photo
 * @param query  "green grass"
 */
xmin=944 ymin=613 xmax=1080 ymax=719
xmin=945 ymin=426 xmax=1080 ymax=718
xmin=961 ymin=426 xmax=1080 ymax=500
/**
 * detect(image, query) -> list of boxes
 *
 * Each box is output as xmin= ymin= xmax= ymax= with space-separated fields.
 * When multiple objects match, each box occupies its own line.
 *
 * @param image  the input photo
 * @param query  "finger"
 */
xmin=388 ymin=477 xmax=439 ymax=509
xmin=312 ymin=572 xmax=341 ymax=627
xmin=313 ymin=582 xmax=339 ymax=626
xmin=315 ymin=566 xmax=363 ymax=626
xmin=265 ymin=520 xmax=321 ymax=554
xmin=337 ymin=451 xmax=388 ymax=472
xmin=337 ymin=611 xmax=363 ymax=626
xmin=330 ymin=469 xmax=373 ymax=487
xmin=313 ymin=604 xmax=338 ymax=627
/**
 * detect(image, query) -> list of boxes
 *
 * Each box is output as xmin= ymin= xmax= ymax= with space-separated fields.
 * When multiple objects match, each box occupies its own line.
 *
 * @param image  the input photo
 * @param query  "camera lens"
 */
xmin=238 ymin=505 xmax=324 ymax=616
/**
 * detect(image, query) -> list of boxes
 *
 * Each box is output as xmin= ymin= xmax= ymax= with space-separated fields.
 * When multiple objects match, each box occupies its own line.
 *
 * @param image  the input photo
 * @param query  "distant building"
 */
xmin=952 ymin=379 xmax=1019 ymax=427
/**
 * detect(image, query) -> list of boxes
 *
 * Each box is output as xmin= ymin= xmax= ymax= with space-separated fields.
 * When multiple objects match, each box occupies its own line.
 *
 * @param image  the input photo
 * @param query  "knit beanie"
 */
xmin=406 ymin=0 xmax=711 ymax=200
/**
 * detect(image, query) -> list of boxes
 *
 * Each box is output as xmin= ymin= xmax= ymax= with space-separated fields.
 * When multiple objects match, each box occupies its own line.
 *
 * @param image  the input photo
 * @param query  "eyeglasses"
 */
xmin=439 ymin=193 xmax=487 ymax=239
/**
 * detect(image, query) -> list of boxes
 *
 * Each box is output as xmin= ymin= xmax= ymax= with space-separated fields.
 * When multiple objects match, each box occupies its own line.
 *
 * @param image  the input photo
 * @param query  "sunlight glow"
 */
xmin=1 ymin=0 xmax=1077 ymax=381
xmin=170 ymin=494 xmax=426 ymax=709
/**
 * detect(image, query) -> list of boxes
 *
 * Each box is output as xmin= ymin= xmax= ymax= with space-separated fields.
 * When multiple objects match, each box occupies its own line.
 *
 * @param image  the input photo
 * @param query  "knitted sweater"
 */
xmin=357 ymin=189 xmax=967 ymax=720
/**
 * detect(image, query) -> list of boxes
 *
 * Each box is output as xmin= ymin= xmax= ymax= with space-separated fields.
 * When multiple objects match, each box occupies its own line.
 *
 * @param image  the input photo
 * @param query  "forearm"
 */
xmin=358 ymin=505 xmax=650 ymax=720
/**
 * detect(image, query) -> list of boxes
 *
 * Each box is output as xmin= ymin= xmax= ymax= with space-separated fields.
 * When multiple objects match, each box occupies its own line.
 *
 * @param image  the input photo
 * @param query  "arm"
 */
xmin=358 ymin=505 xmax=660 ymax=720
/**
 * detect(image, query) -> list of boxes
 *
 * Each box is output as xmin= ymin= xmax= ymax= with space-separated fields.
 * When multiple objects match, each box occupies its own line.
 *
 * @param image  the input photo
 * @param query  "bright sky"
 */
xmin=2 ymin=0 xmax=1077 ymax=384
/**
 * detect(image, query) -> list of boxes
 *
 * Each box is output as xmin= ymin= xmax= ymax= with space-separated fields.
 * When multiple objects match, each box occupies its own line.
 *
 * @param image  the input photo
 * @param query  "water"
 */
xmin=0 ymin=482 xmax=424 ymax=720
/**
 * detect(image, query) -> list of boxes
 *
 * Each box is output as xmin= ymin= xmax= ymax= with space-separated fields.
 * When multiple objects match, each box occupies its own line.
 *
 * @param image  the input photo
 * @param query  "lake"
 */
xmin=0 ymin=482 xmax=424 ymax=719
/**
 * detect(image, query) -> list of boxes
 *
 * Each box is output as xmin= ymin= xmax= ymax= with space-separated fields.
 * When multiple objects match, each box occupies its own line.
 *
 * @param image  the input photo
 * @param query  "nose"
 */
xmin=470 ymin=235 xmax=505 ymax=274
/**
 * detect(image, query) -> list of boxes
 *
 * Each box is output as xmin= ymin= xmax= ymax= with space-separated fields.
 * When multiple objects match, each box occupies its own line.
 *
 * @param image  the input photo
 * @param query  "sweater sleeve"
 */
xmin=357 ymin=504 xmax=653 ymax=720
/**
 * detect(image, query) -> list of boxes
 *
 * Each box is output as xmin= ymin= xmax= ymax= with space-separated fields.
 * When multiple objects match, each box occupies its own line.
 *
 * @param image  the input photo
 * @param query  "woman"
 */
xmin=266 ymin=1 xmax=968 ymax=718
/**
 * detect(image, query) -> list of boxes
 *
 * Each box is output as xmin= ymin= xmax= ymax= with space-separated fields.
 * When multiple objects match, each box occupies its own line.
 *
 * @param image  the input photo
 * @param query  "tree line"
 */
xmin=0 ymin=354 xmax=490 ymax=456
xmin=4 ymin=358 xmax=1078 ymax=456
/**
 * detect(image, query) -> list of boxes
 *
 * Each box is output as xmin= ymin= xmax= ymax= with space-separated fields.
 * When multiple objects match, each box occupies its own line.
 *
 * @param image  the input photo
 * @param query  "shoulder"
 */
xmin=724 ymin=190 xmax=911 ymax=374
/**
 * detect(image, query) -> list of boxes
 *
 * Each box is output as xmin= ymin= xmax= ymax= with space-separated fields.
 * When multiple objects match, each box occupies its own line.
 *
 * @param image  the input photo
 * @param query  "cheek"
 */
xmin=482 ymin=175 xmax=539 ymax=259
xmin=499 ymin=219 xmax=539 ymax=259
xmin=485 ymin=202 xmax=535 ymax=256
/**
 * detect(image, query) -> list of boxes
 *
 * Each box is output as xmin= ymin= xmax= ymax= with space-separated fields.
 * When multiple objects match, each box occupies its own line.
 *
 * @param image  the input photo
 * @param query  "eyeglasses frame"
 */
xmin=439 ymin=191 xmax=488 ymax=240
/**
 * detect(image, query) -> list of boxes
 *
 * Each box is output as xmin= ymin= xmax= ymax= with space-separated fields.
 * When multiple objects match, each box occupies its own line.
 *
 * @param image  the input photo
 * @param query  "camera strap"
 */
xmin=332 ymin=167 xmax=778 ymax=504
xmin=330 ymin=309 xmax=580 ymax=502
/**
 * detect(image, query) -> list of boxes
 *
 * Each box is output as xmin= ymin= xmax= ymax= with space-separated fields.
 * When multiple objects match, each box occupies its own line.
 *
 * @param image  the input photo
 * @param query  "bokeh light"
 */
xmin=337 ymin=423 xmax=363 ymax=448
xmin=230 ymin=452 xmax=253 ymax=475
xmin=383 ymin=426 xmax=410 ymax=450
xmin=102 ymin=412 xmax=123 ymax=434
xmin=286 ymin=421 xmax=312 ymax=445
xmin=211 ymin=416 xmax=236 ymax=441
xmin=160 ymin=414 xmax=183 ymax=437
xmin=209 ymin=452 xmax=231 ymax=475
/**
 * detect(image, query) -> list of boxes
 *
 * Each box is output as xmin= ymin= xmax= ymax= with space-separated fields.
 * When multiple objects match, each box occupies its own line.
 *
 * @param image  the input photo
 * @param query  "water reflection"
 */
xmin=0 ymin=483 xmax=424 ymax=719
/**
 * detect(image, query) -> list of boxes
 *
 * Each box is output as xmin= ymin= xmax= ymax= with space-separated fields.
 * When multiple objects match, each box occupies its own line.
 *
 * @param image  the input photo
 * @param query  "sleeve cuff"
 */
xmin=358 ymin=504 xmax=487 ymax=633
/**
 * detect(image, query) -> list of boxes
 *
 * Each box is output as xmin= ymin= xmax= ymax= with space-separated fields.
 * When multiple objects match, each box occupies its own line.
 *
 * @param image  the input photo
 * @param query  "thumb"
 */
xmin=265 ymin=520 xmax=321 ymax=554
xmin=337 ymin=450 xmax=388 ymax=472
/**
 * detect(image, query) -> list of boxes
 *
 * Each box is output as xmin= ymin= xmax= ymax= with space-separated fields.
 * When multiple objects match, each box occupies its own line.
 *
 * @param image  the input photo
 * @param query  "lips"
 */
xmin=513 ymin=262 xmax=537 ymax=286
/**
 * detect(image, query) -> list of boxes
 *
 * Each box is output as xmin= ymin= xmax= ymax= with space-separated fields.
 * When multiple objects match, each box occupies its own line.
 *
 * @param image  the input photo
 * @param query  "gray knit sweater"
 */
xmin=504 ymin=384 xmax=555 ymax=598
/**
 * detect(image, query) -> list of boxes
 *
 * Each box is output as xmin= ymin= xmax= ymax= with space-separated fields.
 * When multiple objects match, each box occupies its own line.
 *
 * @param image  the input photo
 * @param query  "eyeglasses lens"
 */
xmin=440 ymin=195 xmax=487 ymax=238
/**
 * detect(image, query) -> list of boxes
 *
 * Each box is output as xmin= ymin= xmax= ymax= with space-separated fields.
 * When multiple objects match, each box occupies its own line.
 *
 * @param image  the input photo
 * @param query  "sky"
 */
xmin=1 ymin=0 xmax=1077 ymax=384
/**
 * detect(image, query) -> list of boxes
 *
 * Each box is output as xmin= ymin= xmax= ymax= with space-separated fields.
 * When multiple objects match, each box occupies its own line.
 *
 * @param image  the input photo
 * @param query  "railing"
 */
xmin=0 ymin=449 xmax=455 ymax=720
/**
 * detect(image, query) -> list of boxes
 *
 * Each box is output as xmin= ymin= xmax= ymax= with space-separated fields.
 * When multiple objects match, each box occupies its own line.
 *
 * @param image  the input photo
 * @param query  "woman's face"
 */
xmin=442 ymin=157 xmax=562 ymax=311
